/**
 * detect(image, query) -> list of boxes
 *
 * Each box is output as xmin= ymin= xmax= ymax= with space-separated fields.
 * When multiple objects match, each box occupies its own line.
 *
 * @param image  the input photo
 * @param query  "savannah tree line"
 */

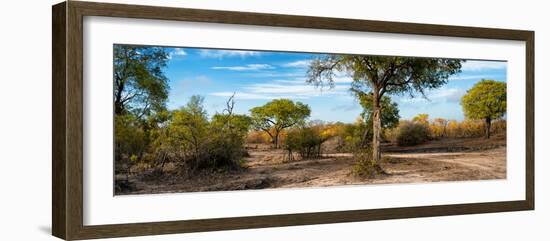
xmin=114 ymin=45 xmax=507 ymax=185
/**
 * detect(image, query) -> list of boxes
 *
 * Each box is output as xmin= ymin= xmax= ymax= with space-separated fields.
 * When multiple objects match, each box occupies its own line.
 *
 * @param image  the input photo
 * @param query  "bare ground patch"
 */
xmin=116 ymin=136 xmax=506 ymax=195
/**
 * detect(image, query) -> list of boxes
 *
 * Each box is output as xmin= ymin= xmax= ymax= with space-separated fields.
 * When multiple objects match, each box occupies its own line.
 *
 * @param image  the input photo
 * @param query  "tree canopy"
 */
xmin=114 ymin=45 xmax=170 ymax=117
xmin=307 ymin=55 xmax=464 ymax=99
xmin=250 ymin=99 xmax=311 ymax=148
xmin=357 ymin=93 xmax=400 ymax=129
xmin=307 ymin=54 xmax=464 ymax=168
xmin=461 ymin=79 xmax=506 ymax=138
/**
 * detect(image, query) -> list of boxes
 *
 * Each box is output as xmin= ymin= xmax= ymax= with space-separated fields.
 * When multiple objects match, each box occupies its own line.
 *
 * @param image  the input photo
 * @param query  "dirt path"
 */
xmin=118 ymin=136 xmax=506 ymax=195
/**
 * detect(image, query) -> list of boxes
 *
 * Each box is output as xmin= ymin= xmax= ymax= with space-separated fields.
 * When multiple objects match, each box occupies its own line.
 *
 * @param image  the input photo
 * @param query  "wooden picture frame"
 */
xmin=52 ymin=1 xmax=534 ymax=240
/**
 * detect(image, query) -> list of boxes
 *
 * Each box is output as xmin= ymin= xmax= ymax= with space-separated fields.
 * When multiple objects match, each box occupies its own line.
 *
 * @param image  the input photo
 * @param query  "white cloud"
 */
xmin=461 ymin=60 xmax=507 ymax=71
xmin=210 ymin=92 xmax=304 ymax=100
xmin=199 ymin=49 xmax=262 ymax=58
xmin=281 ymin=60 xmax=311 ymax=68
xmin=449 ymin=74 xmax=495 ymax=81
xmin=212 ymin=64 xmax=274 ymax=71
xmin=168 ymin=48 xmax=187 ymax=59
xmin=397 ymin=87 xmax=465 ymax=104
xmin=210 ymin=79 xmax=350 ymax=100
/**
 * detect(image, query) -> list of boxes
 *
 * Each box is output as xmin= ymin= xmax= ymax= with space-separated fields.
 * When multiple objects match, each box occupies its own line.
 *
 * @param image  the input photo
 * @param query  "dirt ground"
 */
xmin=117 ymin=135 xmax=506 ymax=195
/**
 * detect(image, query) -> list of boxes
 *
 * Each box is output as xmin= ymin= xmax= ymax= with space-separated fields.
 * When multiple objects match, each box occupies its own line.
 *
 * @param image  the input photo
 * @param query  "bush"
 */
xmin=158 ymin=96 xmax=252 ymax=174
xmin=284 ymin=127 xmax=323 ymax=160
xmin=246 ymin=130 xmax=270 ymax=144
xmin=395 ymin=121 xmax=430 ymax=146
xmin=351 ymin=147 xmax=376 ymax=178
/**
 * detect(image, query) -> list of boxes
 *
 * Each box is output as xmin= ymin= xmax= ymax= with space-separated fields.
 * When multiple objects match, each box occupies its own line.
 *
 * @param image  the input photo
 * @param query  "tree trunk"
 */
xmin=372 ymin=94 xmax=382 ymax=165
xmin=361 ymin=127 xmax=371 ymax=148
xmin=485 ymin=117 xmax=491 ymax=139
xmin=273 ymin=132 xmax=279 ymax=149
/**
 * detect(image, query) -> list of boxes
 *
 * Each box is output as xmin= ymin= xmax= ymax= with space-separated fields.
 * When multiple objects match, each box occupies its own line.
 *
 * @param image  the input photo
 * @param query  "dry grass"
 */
xmin=115 ymin=135 xmax=506 ymax=195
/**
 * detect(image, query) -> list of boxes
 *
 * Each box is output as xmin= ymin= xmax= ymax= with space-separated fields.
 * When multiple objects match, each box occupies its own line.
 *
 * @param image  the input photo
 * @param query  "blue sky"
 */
xmin=162 ymin=47 xmax=507 ymax=123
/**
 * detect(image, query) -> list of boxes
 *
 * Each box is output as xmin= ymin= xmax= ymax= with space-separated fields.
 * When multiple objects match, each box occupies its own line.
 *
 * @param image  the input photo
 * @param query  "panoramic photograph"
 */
xmin=113 ymin=44 xmax=507 ymax=195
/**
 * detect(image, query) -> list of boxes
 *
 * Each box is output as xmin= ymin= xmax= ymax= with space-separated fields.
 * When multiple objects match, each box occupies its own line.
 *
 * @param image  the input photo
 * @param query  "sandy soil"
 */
xmin=117 ymin=135 xmax=506 ymax=195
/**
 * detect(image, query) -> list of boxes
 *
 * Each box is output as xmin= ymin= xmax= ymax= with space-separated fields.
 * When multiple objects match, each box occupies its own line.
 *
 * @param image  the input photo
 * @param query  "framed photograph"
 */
xmin=52 ymin=1 xmax=534 ymax=240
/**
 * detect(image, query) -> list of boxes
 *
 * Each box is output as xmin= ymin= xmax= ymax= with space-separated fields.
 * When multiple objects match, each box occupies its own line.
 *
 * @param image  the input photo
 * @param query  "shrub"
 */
xmin=284 ymin=127 xmax=323 ymax=160
xmin=351 ymin=147 xmax=377 ymax=178
xmin=159 ymin=95 xmax=252 ymax=174
xmin=395 ymin=121 xmax=430 ymax=146
xmin=246 ymin=130 xmax=270 ymax=144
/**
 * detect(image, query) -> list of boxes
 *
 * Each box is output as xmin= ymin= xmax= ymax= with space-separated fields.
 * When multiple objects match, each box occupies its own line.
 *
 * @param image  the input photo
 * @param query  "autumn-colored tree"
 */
xmin=250 ymin=99 xmax=311 ymax=148
xmin=412 ymin=113 xmax=430 ymax=125
xmin=307 ymin=55 xmax=463 ymax=169
xmin=461 ymin=79 xmax=506 ymax=138
xmin=431 ymin=118 xmax=448 ymax=138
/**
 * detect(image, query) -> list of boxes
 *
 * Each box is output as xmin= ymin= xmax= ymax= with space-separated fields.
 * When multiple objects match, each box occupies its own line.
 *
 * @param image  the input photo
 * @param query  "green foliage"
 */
xmin=114 ymin=45 xmax=170 ymax=117
xmin=115 ymin=114 xmax=147 ymax=156
xmin=461 ymin=79 xmax=506 ymax=138
xmin=114 ymin=114 xmax=148 ymax=175
xmin=351 ymin=147 xmax=377 ymax=178
xmin=355 ymin=93 xmax=400 ymax=146
xmin=250 ymin=99 xmax=311 ymax=148
xmin=159 ymin=95 xmax=252 ymax=173
xmin=307 ymin=54 xmax=464 ymax=165
xmin=461 ymin=79 xmax=507 ymax=121
xmin=395 ymin=121 xmax=431 ymax=146
xmin=307 ymin=55 xmax=464 ymax=97
xmin=169 ymin=95 xmax=210 ymax=159
xmin=284 ymin=127 xmax=323 ymax=160
xmin=358 ymin=94 xmax=400 ymax=129
xmin=211 ymin=113 xmax=252 ymax=135
xmin=335 ymin=119 xmax=368 ymax=152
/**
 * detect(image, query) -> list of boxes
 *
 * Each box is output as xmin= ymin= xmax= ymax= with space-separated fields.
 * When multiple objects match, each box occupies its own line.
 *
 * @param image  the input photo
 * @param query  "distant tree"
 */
xmin=114 ymin=45 xmax=170 ymax=117
xmin=250 ymin=99 xmax=311 ymax=148
xmin=461 ymin=79 xmax=506 ymax=138
xmin=432 ymin=118 xmax=449 ymax=138
xmin=356 ymin=92 xmax=400 ymax=146
xmin=412 ymin=113 xmax=430 ymax=124
xmin=308 ymin=55 xmax=463 ymax=169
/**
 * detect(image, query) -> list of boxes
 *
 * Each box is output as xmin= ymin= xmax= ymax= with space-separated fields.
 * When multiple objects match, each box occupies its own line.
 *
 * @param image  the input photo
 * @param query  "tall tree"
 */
xmin=250 ymin=99 xmax=311 ymax=148
xmin=461 ymin=79 xmax=506 ymax=138
xmin=114 ymin=45 xmax=170 ymax=118
xmin=307 ymin=55 xmax=463 ymax=169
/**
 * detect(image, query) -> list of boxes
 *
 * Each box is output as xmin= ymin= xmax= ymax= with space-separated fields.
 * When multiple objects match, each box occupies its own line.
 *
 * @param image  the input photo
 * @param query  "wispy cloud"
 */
xmin=168 ymin=48 xmax=187 ymax=59
xmin=281 ymin=60 xmax=311 ymax=68
xmin=241 ymin=72 xmax=305 ymax=78
xmin=461 ymin=60 xmax=507 ymax=71
xmin=210 ymin=79 xmax=350 ymax=100
xmin=449 ymin=74 xmax=497 ymax=81
xmin=330 ymin=104 xmax=360 ymax=112
xmin=212 ymin=64 xmax=274 ymax=71
xmin=170 ymin=75 xmax=211 ymax=96
xmin=396 ymin=87 xmax=465 ymax=104
xmin=199 ymin=49 xmax=263 ymax=59
xmin=210 ymin=92 xmax=302 ymax=100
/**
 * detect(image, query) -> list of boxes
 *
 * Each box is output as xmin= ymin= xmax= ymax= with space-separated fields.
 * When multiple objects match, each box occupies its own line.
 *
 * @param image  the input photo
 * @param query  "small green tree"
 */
xmin=250 ymin=99 xmax=311 ymax=148
xmin=461 ymin=79 xmax=506 ymax=139
xmin=168 ymin=95 xmax=210 ymax=170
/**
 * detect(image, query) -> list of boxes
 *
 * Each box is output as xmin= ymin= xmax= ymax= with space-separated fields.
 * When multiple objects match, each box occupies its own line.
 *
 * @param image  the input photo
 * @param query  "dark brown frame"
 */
xmin=52 ymin=1 xmax=535 ymax=240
